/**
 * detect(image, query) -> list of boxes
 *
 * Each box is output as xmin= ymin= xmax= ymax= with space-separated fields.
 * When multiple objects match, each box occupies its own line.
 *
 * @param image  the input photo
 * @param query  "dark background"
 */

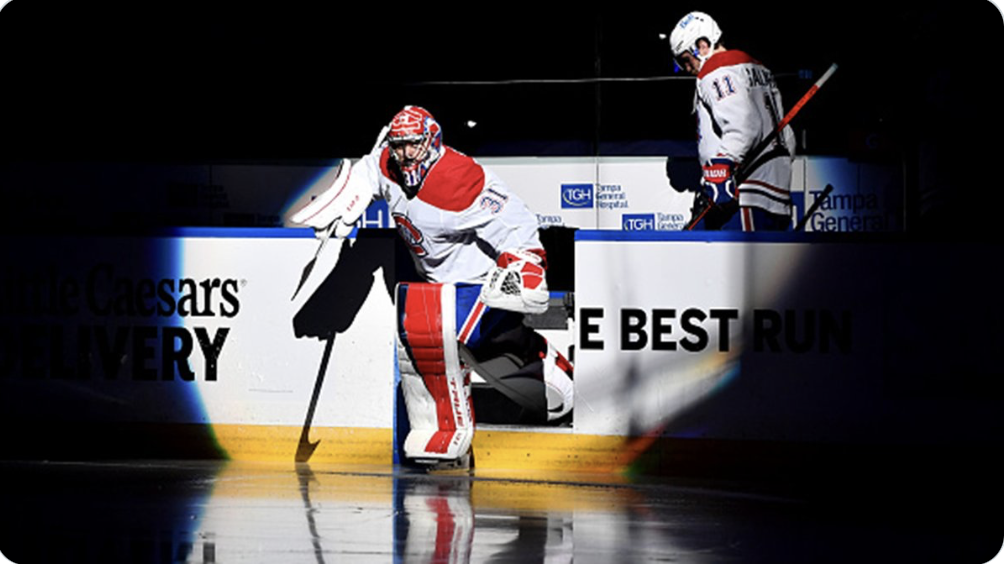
xmin=2 ymin=0 xmax=1003 ymax=234
xmin=2 ymin=7 xmax=1003 ymax=557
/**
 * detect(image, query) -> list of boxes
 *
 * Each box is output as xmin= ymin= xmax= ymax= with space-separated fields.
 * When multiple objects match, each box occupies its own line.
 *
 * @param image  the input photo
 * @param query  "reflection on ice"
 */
xmin=4 ymin=459 xmax=989 ymax=563
xmin=191 ymin=462 xmax=694 ymax=563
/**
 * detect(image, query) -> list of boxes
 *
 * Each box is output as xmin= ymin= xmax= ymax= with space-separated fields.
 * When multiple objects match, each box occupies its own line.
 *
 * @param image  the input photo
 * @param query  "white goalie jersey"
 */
xmin=695 ymin=50 xmax=795 ymax=216
xmin=351 ymin=143 xmax=544 ymax=285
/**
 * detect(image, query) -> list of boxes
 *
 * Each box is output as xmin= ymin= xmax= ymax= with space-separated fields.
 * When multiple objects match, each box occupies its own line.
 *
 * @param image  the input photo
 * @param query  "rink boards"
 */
xmin=2 ymin=226 xmax=999 ymax=474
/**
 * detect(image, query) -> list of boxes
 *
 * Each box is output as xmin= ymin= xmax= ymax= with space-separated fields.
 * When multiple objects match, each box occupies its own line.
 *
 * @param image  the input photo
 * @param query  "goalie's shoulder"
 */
xmin=417 ymin=147 xmax=487 ymax=212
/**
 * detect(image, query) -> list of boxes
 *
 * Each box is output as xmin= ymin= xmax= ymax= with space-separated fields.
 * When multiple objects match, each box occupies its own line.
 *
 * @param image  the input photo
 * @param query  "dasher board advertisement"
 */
xmin=572 ymin=231 xmax=1001 ymax=446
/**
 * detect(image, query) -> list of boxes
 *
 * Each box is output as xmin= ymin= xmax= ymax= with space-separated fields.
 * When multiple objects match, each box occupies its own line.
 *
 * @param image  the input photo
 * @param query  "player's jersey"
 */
xmin=695 ymin=50 xmax=795 ymax=216
xmin=354 ymin=145 xmax=542 ymax=284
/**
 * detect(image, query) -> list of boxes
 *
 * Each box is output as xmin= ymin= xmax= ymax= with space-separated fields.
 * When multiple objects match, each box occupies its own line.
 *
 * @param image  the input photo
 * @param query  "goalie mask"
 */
xmin=387 ymin=106 xmax=443 ymax=189
xmin=669 ymin=11 xmax=722 ymax=71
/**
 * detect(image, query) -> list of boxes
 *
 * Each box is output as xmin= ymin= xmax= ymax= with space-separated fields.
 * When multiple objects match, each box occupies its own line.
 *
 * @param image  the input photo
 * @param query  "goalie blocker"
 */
xmin=290 ymin=159 xmax=372 ymax=241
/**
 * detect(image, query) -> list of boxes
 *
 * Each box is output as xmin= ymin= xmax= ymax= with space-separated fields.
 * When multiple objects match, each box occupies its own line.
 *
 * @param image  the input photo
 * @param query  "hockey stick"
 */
xmin=295 ymin=334 xmax=335 ymax=463
xmin=738 ymin=63 xmax=838 ymax=182
xmin=457 ymin=343 xmax=548 ymax=415
xmin=794 ymin=183 xmax=834 ymax=231
xmin=686 ymin=63 xmax=839 ymax=230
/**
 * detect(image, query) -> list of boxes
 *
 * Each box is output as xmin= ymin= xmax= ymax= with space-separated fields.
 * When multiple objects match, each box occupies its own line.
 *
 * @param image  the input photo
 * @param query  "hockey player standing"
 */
xmin=671 ymin=11 xmax=795 ymax=231
xmin=291 ymin=106 xmax=574 ymax=471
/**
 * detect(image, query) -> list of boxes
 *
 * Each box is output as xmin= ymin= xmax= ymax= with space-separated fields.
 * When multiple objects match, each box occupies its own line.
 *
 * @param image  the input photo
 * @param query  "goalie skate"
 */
xmin=415 ymin=449 xmax=474 ymax=474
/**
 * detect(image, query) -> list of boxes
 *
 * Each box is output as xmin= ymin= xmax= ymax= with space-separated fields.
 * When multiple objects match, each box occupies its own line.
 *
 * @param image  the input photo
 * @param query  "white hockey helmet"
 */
xmin=669 ymin=12 xmax=722 ymax=67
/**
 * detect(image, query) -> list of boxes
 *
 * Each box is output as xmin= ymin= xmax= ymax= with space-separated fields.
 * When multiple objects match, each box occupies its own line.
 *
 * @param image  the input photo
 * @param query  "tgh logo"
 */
xmin=622 ymin=214 xmax=656 ymax=231
xmin=561 ymin=184 xmax=594 ymax=209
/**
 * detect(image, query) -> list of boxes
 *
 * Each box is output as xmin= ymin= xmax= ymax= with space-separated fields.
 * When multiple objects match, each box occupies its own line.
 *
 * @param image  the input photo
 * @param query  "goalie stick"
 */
xmin=686 ymin=63 xmax=839 ymax=230
xmin=291 ymin=126 xmax=389 ymax=301
xmin=457 ymin=343 xmax=547 ymax=415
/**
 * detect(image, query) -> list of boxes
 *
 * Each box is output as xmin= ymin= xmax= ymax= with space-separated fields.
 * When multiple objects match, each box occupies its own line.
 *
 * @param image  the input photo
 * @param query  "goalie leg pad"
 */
xmin=396 ymin=283 xmax=474 ymax=462
xmin=542 ymin=340 xmax=574 ymax=421
xmin=459 ymin=300 xmax=574 ymax=423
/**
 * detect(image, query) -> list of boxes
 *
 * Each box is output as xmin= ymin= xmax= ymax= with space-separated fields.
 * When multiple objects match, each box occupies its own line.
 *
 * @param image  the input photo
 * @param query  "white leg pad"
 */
xmin=543 ymin=341 xmax=574 ymax=421
xmin=397 ymin=283 xmax=474 ymax=462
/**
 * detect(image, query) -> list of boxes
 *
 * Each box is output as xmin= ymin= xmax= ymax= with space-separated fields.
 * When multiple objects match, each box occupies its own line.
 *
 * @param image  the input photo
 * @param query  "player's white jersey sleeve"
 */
xmin=456 ymin=167 xmax=543 ymax=256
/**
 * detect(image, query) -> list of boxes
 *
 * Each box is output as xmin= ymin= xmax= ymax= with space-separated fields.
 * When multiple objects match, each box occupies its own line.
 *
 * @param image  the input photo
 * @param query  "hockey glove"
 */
xmin=701 ymin=156 xmax=738 ymax=205
xmin=290 ymin=159 xmax=370 ymax=239
xmin=480 ymin=249 xmax=549 ymax=314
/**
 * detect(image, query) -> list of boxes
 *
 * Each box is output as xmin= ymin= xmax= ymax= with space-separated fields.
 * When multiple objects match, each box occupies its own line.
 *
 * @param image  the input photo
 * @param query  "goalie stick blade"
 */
xmin=295 ymin=438 xmax=320 ymax=463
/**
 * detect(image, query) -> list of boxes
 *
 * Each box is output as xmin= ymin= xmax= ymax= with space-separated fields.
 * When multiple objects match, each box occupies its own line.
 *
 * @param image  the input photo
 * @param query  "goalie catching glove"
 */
xmin=480 ymin=249 xmax=549 ymax=314
xmin=290 ymin=159 xmax=370 ymax=239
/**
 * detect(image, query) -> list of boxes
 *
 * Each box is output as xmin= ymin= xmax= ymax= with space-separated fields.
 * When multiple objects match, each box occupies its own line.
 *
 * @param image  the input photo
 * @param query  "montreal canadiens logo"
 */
xmin=393 ymin=213 xmax=428 ymax=257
